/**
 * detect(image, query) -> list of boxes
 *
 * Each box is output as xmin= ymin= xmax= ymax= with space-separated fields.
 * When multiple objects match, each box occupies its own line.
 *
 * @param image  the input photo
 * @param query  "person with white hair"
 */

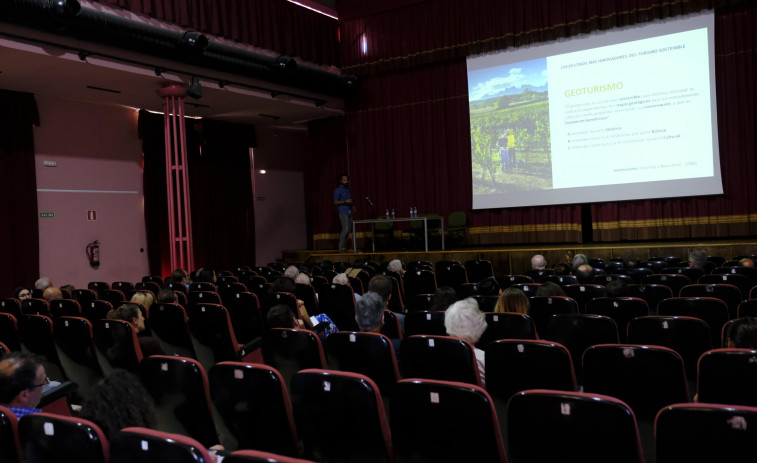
xmin=333 ymin=273 xmax=361 ymax=302
xmin=531 ymin=254 xmax=546 ymax=270
xmin=34 ymin=277 xmax=52 ymax=291
xmin=572 ymin=253 xmax=588 ymax=271
xmin=387 ymin=259 xmax=405 ymax=277
xmin=444 ymin=298 xmax=488 ymax=386
xmin=295 ymin=273 xmax=311 ymax=285
xmin=284 ymin=265 xmax=299 ymax=279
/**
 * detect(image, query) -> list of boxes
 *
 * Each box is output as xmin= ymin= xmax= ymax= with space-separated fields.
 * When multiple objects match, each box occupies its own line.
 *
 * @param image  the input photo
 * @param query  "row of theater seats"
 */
xmin=3 ymin=355 xmax=755 ymax=463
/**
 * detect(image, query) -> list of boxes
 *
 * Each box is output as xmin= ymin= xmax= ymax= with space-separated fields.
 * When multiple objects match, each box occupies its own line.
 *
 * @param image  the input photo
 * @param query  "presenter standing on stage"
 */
xmin=334 ymin=174 xmax=353 ymax=251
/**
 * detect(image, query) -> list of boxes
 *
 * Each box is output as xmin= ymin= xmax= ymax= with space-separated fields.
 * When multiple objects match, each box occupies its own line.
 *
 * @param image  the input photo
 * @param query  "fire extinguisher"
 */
xmin=87 ymin=240 xmax=100 ymax=268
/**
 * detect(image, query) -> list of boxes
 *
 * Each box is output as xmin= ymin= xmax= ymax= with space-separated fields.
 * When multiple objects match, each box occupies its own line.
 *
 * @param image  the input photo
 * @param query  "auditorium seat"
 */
xmin=262 ymin=328 xmax=327 ymax=392
xmin=507 ymin=389 xmax=643 ymax=463
xmin=295 ymin=283 xmax=319 ymax=315
xmin=627 ymin=315 xmax=712 ymax=382
xmin=111 ymin=281 xmax=136 ymax=300
xmin=208 ymin=362 xmax=298 ymax=456
xmin=99 ymin=289 xmax=126 ymax=308
xmin=697 ymin=348 xmax=757 ymax=406
xmin=680 ymin=283 xmax=743 ymax=319
xmin=21 ymin=298 xmax=50 ymax=317
xmin=187 ymin=290 xmax=222 ymax=307
xmin=0 ymin=298 xmax=22 ymax=318
xmin=400 ymin=335 xmax=482 ymax=386
xmin=627 ymin=283 xmax=673 ymax=314
xmin=657 ymin=297 xmax=729 ymax=347
xmin=223 ymin=291 xmax=264 ymax=344
xmin=49 ymin=299 xmax=81 ymax=318
xmin=139 ymin=356 xmax=225 ymax=449
xmin=316 ymin=284 xmax=359 ymax=331
xmin=435 ymin=262 xmax=468 ymax=293
xmin=527 ymin=296 xmax=579 ymax=338
xmin=464 ymin=259 xmax=495 ymax=283
xmin=224 ymin=450 xmax=317 ymax=463
xmin=612 ymin=267 xmax=653 ymax=283
xmin=594 ymin=273 xmax=634 ymax=285
xmin=391 ymin=378 xmax=506 ymax=463
xmin=496 ymin=274 xmax=534 ymax=288
xmin=562 ymin=284 xmax=607 ymax=312
xmin=82 ymin=300 xmax=113 ymax=324
xmin=543 ymin=314 xmax=619 ymax=382
xmin=655 ymin=403 xmax=757 ymax=463
xmin=291 ymin=369 xmax=393 ymax=463
xmin=325 ymin=332 xmax=400 ymax=398
xmin=189 ymin=282 xmax=217 ymax=293
xmin=0 ymin=313 xmax=21 ymax=352
xmin=510 ymin=282 xmax=541 ymax=296
xmin=406 ymin=294 xmax=434 ymax=313
xmin=711 ymin=265 xmax=757 ymax=285
xmin=403 ymin=310 xmax=446 ymax=336
xmin=19 ymin=314 xmax=66 ymax=382
xmin=472 ymin=295 xmax=499 ymax=312
xmin=380 ymin=310 xmax=403 ymax=340
xmin=584 ymin=297 xmax=649 ymax=343
xmin=110 ymin=427 xmax=213 ymax=463
xmin=698 ymin=273 xmax=753 ymax=299
xmin=53 ymin=316 xmax=104 ymax=398
xmin=148 ymin=303 xmax=198 ymax=359
xmin=525 ymin=269 xmax=553 ymax=282
xmin=476 ymin=312 xmax=538 ymax=349
xmin=641 ymin=273 xmax=691 ymax=296
xmin=403 ymin=269 xmax=437 ymax=299
xmin=93 ymin=318 xmax=143 ymax=373
xmin=18 ymin=413 xmax=108 ymax=463
xmin=0 ymin=405 xmax=20 ymax=463
xmin=544 ymin=274 xmax=578 ymax=286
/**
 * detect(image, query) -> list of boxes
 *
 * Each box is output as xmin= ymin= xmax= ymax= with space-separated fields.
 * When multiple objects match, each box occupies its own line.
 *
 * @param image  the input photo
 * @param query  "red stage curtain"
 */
xmin=0 ymin=90 xmax=40 ymax=295
xmin=139 ymin=110 xmax=256 ymax=275
xmin=93 ymin=0 xmax=340 ymax=66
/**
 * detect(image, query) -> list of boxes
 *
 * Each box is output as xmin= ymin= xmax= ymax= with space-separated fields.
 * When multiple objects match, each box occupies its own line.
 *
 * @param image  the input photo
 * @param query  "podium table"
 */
xmin=352 ymin=216 xmax=445 ymax=253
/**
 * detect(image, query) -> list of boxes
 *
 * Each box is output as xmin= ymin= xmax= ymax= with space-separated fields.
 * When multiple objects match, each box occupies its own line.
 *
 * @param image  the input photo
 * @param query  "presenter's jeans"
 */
xmin=339 ymin=213 xmax=352 ymax=250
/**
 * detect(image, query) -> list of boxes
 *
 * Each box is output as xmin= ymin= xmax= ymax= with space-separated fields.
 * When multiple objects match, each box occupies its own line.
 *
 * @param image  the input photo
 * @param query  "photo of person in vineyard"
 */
xmin=468 ymin=58 xmax=553 ymax=194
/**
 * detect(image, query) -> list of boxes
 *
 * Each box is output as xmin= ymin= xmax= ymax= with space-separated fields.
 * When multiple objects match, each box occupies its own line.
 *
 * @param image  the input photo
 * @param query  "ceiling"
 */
xmin=0 ymin=22 xmax=346 ymax=128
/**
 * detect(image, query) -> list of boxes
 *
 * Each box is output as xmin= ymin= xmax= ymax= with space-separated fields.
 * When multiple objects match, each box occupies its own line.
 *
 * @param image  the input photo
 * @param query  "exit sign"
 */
xmin=39 ymin=212 xmax=55 ymax=218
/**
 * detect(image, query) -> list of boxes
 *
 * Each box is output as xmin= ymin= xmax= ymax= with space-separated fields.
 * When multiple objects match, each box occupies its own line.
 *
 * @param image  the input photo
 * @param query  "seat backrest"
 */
xmin=584 ymin=297 xmax=650 ymax=343
xmin=680 ymin=283 xmax=742 ymax=319
xmin=657 ymin=297 xmax=730 ymax=347
xmin=627 ymin=315 xmax=712 ymax=381
xmin=295 ymin=283 xmax=319 ymax=315
xmin=562 ymin=284 xmax=607 ymax=312
xmin=111 ymin=281 xmax=136 ymax=300
xmin=0 ymin=298 xmax=22 ymax=318
xmin=325 ymin=332 xmax=400 ymax=397
xmin=472 ymin=295 xmax=499 ymax=312
xmin=262 ymin=328 xmax=327 ymax=392
xmin=527 ymin=296 xmax=579 ymax=337
xmin=208 ymin=362 xmax=298 ymax=456
xmin=400 ymin=335 xmax=482 ymax=386
xmin=627 ymin=283 xmax=674 ymax=314
xmin=0 ymin=313 xmax=21 ymax=352
xmin=594 ymin=273 xmax=634 ymax=285
xmin=135 ymin=281 xmax=162 ymax=295
xmin=19 ymin=314 xmax=65 ymax=381
xmin=186 ymin=303 xmax=242 ymax=371
xmin=110 ymin=427 xmax=212 ymax=463
xmin=291 ymin=369 xmax=393 ymax=463
xmin=49 ymin=299 xmax=82 ymax=318
xmin=138 ymin=356 xmax=220 ymax=448
xmin=224 ymin=291 xmax=264 ymax=344
xmin=404 ymin=310 xmax=447 ymax=336
xmin=53 ymin=316 xmax=104 ymax=398
xmin=477 ymin=312 xmax=537 ymax=349
xmin=508 ymin=389 xmax=643 ymax=463
xmin=738 ymin=299 xmax=757 ymax=318
xmin=72 ymin=289 xmax=98 ymax=304
xmin=187 ymin=291 xmax=223 ymax=307
xmin=543 ymin=314 xmax=619 ymax=380
xmin=697 ymin=348 xmax=757 ymax=406
xmin=485 ymin=339 xmax=577 ymax=410
xmin=93 ymin=318 xmax=143 ymax=374
xmin=0 ymin=405 xmax=20 ymax=463
xmin=544 ymin=274 xmax=578 ymax=286
xmin=699 ymin=273 xmax=753 ymax=298
xmin=224 ymin=450 xmax=318 ymax=463
xmin=99 ymin=289 xmax=126 ymax=308
xmin=82 ymin=300 xmax=113 ymax=324
xmin=583 ymin=344 xmax=689 ymax=421
xmin=391 ymin=378 xmax=506 ymax=463
xmin=436 ymin=264 xmax=468 ymax=294
xmin=464 ymin=260 xmax=494 ymax=283
xmin=18 ymin=412 xmax=108 ymax=463
xmin=148 ymin=303 xmax=197 ymax=358
xmin=655 ymin=403 xmax=757 ymax=463
xmin=315 ymin=284 xmax=359 ymax=331
xmin=403 ymin=269 xmax=437 ymax=299
xmin=641 ymin=273 xmax=691 ymax=296
xmin=380 ymin=310 xmax=403 ymax=340
xmin=21 ymin=298 xmax=50 ymax=317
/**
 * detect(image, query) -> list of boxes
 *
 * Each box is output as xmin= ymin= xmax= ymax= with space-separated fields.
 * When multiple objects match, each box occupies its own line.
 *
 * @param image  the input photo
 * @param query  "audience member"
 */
xmin=34 ymin=277 xmax=52 ymax=291
xmin=727 ymin=318 xmax=757 ymax=348
xmin=267 ymin=304 xmax=303 ymax=329
xmin=355 ymin=292 xmax=401 ymax=356
xmin=494 ymin=287 xmax=529 ymax=314
xmin=689 ymin=250 xmax=708 ymax=271
xmin=535 ymin=281 xmax=566 ymax=297
xmin=194 ymin=267 xmax=217 ymax=284
xmin=80 ymin=369 xmax=156 ymax=439
xmin=13 ymin=287 xmax=31 ymax=301
xmin=171 ymin=269 xmax=190 ymax=288
xmin=553 ymin=263 xmax=571 ymax=275
xmin=575 ymin=264 xmax=594 ymax=284
xmin=387 ymin=259 xmax=405 ymax=277
xmin=156 ymin=288 xmax=178 ymax=304
xmin=0 ymin=352 xmax=48 ymax=418
xmin=740 ymin=257 xmax=755 ymax=268
xmin=284 ymin=265 xmax=299 ymax=279
xmin=130 ymin=291 xmax=154 ymax=311
xmin=444 ymin=298 xmax=487 ymax=386
xmin=572 ymin=254 xmax=588 ymax=270
xmin=623 ymin=254 xmax=639 ymax=268
xmin=477 ymin=276 xmax=501 ymax=297
xmin=333 ymin=273 xmax=361 ymax=302
xmin=42 ymin=287 xmax=62 ymax=302
xmin=605 ymin=280 xmax=630 ymax=297
xmin=531 ymin=254 xmax=546 ymax=270
xmin=429 ymin=286 xmax=458 ymax=312
xmin=107 ymin=303 xmax=165 ymax=357
xmin=295 ymin=273 xmax=312 ymax=285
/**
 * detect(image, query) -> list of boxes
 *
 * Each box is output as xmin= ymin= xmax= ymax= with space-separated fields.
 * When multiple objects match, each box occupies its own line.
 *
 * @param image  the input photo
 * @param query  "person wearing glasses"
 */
xmin=0 ymin=352 xmax=48 ymax=418
xmin=13 ymin=287 xmax=32 ymax=301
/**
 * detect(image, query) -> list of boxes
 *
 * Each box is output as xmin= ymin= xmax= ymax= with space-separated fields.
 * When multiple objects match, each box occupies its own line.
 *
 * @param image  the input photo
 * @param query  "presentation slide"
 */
xmin=467 ymin=13 xmax=722 ymax=209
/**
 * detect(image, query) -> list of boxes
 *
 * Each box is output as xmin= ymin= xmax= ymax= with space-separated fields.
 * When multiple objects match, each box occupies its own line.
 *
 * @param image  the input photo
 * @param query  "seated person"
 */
xmin=531 ymin=254 xmax=546 ymax=270
xmin=444 ymin=298 xmax=488 ymax=386
xmin=477 ymin=276 xmax=501 ymax=297
xmin=355 ymin=292 xmax=402 ymax=361
xmin=13 ymin=287 xmax=32 ymax=301
xmin=535 ymin=281 xmax=566 ymax=297
xmin=333 ymin=273 xmax=361 ymax=302
xmin=107 ymin=303 xmax=165 ymax=357
xmin=0 ymin=352 xmax=48 ymax=418
xmin=429 ymin=286 xmax=458 ymax=312
xmin=553 ymin=263 xmax=571 ymax=276
xmin=494 ymin=287 xmax=529 ymax=315
xmin=42 ymin=286 xmax=63 ymax=302
xmin=574 ymin=264 xmax=594 ymax=284
xmin=266 ymin=304 xmax=337 ymax=338
xmin=156 ymin=288 xmax=178 ymax=304
xmin=605 ymin=280 xmax=630 ymax=298
xmin=727 ymin=318 xmax=757 ymax=348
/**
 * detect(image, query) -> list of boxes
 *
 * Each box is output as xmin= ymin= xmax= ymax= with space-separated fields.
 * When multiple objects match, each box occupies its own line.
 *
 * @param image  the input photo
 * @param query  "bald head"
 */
xmin=531 ymin=254 xmax=546 ymax=269
xmin=42 ymin=287 xmax=62 ymax=302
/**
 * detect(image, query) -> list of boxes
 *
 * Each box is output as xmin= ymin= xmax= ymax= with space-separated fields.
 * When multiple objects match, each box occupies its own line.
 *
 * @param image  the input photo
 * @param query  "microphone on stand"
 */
xmin=366 ymin=196 xmax=374 ymax=207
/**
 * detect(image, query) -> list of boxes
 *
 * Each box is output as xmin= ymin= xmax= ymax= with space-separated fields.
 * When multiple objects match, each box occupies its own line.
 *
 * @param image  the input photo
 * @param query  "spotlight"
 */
xmin=187 ymin=77 xmax=202 ymax=99
xmin=180 ymin=31 xmax=209 ymax=53
xmin=272 ymin=55 xmax=296 ymax=72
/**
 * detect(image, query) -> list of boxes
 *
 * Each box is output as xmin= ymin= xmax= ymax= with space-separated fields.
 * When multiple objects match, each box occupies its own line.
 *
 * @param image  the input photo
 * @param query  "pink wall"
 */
xmin=34 ymin=96 xmax=149 ymax=288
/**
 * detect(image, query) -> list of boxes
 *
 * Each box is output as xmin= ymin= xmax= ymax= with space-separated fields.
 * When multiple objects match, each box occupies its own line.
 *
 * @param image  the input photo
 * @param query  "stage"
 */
xmin=283 ymin=238 xmax=757 ymax=276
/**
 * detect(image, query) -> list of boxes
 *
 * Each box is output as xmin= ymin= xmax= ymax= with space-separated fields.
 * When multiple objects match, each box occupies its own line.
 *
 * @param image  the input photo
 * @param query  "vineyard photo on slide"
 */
xmin=469 ymin=58 xmax=553 ymax=195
